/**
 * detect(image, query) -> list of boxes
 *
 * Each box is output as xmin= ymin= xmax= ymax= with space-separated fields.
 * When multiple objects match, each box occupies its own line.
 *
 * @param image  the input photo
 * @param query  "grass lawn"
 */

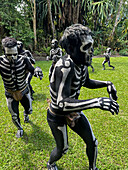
xmin=0 ymin=56 xmax=128 ymax=170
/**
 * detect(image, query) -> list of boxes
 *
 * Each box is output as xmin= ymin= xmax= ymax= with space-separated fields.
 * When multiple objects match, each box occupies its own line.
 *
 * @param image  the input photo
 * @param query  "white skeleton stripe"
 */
xmin=112 ymin=105 xmax=117 ymax=110
xmin=103 ymin=106 xmax=109 ymax=110
xmin=72 ymin=81 xmax=80 ymax=85
xmin=110 ymin=109 xmax=114 ymax=112
xmin=0 ymin=64 xmax=10 ymax=71
xmin=0 ymin=55 xmax=29 ymax=91
xmin=51 ymin=103 xmax=58 ymax=109
xmin=50 ymin=86 xmax=57 ymax=97
xmin=57 ymin=67 xmax=71 ymax=104
xmin=57 ymin=125 xmax=69 ymax=153
xmin=63 ymin=99 xmax=99 ymax=111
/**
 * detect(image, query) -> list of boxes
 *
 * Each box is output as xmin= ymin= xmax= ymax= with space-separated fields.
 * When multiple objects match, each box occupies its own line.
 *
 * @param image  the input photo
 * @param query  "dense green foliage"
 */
xmin=0 ymin=57 xmax=128 ymax=169
xmin=0 ymin=0 xmax=34 ymax=51
xmin=119 ymin=48 xmax=128 ymax=56
xmin=0 ymin=0 xmax=127 ymax=54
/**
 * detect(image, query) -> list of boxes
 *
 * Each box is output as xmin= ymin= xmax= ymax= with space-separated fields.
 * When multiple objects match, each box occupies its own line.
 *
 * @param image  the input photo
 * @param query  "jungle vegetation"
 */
xmin=0 ymin=0 xmax=128 ymax=56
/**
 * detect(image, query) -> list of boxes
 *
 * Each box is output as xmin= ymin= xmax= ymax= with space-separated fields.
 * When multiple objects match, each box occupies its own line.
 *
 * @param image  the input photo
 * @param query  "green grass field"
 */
xmin=0 ymin=57 xmax=128 ymax=170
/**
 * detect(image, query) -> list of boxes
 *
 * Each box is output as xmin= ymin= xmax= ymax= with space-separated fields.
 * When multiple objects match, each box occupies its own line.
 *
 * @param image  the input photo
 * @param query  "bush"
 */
xmin=41 ymin=46 xmax=51 ymax=56
xmin=119 ymin=49 xmax=128 ymax=56
xmin=94 ymin=45 xmax=106 ymax=56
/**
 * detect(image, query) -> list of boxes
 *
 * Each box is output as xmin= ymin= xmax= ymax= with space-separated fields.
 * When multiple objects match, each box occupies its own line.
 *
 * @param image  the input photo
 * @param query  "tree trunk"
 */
xmin=29 ymin=0 xmax=37 ymax=50
xmin=64 ymin=0 xmax=69 ymax=27
xmin=68 ymin=1 xmax=72 ymax=24
xmin=0 ymin=15 xmax=4 ymax=55
xmin=47 ymin=0 xmax=55 ymax=38
xmin=74 ymin=0 xmax=81 ymax=23
xmin=108 ymin=0 xmax=123 ymax=45
xmin=33 ymin=0 xmax=37 ymax=49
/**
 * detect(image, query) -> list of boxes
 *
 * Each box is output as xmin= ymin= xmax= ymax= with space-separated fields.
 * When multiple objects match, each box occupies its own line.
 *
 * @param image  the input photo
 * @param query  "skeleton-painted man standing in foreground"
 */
xmin=47 ymin=24 xmax=119 ymax=170
xmin=0 ymin=37 xmax=43 ymax=138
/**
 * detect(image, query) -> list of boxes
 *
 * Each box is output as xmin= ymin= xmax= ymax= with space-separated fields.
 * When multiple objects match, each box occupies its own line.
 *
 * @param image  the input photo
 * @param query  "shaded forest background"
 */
xmin=0 ymin=0 xmax=127 ymax=57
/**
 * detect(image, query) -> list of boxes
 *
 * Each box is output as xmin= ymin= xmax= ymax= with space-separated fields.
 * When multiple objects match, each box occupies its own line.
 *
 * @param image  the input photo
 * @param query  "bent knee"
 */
xmin=63 ymin=146 xmax=69 ymax=154
xmin=57 ymin=145 xmax=69 ymax=156
xmin=24 ymin=109 xmax=32 ymax=115
xmin=94 ymin=138 xmax=98 ymax=147
xmin=12 ymin=114 xmax=18 ymax=120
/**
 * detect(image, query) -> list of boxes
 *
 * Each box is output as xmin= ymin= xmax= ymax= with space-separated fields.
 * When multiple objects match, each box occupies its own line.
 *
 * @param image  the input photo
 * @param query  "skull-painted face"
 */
xmin=51 ymin=39 xmax=58 ymax=49
xmin=17 ymin=41 xmax=23 ymax=49
xmin=79 ymin=32 xmax=94 ymax=66
xmin=17 ymin=41 xmax=23 ymax=54
xmin=4 ymin=46 xmax=18 ymax=62
xmin=60 ymin=24 xmax=94 ymax=66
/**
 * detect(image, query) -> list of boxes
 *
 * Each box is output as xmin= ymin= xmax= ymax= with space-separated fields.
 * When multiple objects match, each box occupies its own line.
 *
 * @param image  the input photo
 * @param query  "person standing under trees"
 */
xmin=47 ymin=24 xmax=119 ymax=170
xmin=47 ymin=39 xmax=63 ymax=80
xmin=102 ymin=48 xmax=115 ymax=70
xmin=0 ymin=37 xmax=43 ymax=138
xmin=17 ymin=41 xmax=36 ymax=100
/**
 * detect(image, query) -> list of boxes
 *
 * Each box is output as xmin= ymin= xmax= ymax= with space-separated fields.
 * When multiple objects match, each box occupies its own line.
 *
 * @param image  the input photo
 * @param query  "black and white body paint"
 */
xmin=47 ymin=24 xmax=119 ymax=170
xmin=0 ymin=37 xmax=42 ymax=138
xmin=102 ymin=48 xmax=115 ymax=70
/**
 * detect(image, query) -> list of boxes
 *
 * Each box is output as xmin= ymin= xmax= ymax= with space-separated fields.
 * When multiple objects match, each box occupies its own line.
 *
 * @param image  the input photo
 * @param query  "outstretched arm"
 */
xmin=83 ymin=69 xmax=118 ymax=100
xmin=58 ymin=97 xmax=119 ymax=115
xmin=53 ymin=60 xmax=119 ymax=115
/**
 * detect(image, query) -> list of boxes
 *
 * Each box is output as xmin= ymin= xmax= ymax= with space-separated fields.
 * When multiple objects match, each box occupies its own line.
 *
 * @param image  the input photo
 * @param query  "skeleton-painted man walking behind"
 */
xmin=102 ymin=48 xmax=115 ymax=70
xmin=47 ymin=24 xmax=119 ymax=170
xmin=0 ymin=37 xmax=43 ymax=138
xmin=17 ymin=41 xmax=36 ymax=100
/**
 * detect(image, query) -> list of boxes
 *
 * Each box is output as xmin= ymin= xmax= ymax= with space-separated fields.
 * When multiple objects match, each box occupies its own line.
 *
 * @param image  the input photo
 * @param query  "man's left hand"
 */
xmin=107 ymin=81 xmax=118 ymax=101
xmin=34 ymin=66 xmax=43 ymax=80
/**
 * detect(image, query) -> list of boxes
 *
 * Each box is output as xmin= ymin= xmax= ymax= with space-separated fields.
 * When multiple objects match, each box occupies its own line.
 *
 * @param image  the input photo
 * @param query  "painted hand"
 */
xmin=107 ymin=82 xmax=118 ymax=101
xmin=34 ymin=66 xmax=43 ymax=80
xmin=98 ymin=97 xmax=119 ymax=115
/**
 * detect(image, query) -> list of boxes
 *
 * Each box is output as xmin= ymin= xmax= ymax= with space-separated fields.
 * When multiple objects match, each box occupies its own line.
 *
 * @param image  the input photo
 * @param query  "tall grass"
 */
xmin=0 ymin=57 xmax=127 ymax=170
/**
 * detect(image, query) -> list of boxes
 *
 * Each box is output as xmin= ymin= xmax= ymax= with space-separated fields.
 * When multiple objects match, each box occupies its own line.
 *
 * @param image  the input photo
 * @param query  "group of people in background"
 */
xmin=47 ymin=40 xmax=115 ymax=72
xmin=0 ymin=24 xmax=118 ymax=170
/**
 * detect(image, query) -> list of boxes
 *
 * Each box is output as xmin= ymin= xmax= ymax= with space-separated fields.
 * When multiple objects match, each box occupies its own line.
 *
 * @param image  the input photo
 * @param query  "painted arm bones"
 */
xmin=83 ymin=72 xmax=118 ymax=101
xmin=53 ymin=61 xmax=119 ymax=115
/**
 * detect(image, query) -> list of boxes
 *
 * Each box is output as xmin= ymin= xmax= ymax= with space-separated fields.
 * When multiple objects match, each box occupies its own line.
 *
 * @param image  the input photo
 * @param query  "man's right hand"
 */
xmin=98 ymin=97 xmax=119 ymax=115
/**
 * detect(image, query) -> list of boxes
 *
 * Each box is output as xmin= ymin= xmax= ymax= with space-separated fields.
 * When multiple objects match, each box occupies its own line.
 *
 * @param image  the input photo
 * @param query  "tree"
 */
xmin=0 ymin=0 xmax=34 ymax=51
xmin=108 ymin=0 xmax=124 ymax=45
xmin=0 ymin=0 xmax=127 ymax=52
xmin=28 ymin=0 xmax=37 ymax=49
xmin=47 ymin=0 xmax=55 ymax=38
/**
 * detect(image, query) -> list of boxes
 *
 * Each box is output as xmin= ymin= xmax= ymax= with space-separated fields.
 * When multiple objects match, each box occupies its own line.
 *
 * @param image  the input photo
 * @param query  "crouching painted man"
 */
xmin=0 ymin=37 xmax=43 ymax=138
xmin=47 ymin=24 xmax=119 ymax=170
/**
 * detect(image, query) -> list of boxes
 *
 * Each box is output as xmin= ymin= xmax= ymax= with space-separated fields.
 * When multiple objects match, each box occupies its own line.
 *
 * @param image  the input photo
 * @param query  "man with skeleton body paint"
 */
xmin=17 ymin=41 xmax=40 ymax=100
xmin=102 ymin=48 xmax=115 ymax=70
xmin=48 ymin=39 xmax=62 ymax=81
xmin=0 ymin=37 xmax=43 ymax=138
xmin=47 ymin=24 xmax=119 ymax=170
